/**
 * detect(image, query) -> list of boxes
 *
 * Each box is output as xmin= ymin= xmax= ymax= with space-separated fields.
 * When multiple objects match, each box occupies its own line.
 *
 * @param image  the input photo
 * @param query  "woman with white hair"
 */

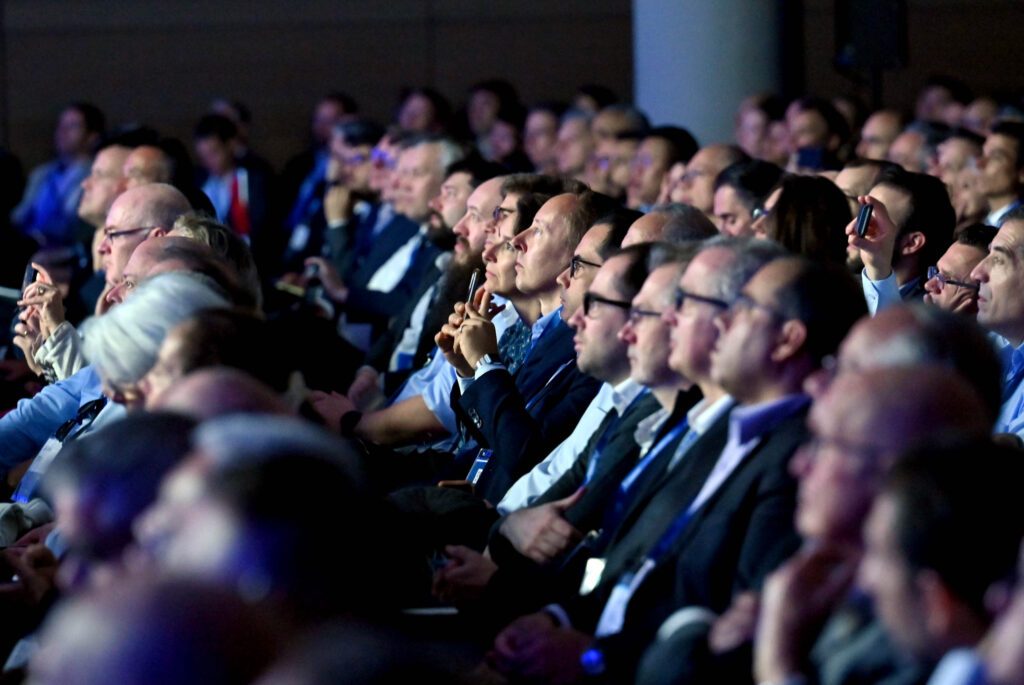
xmin=13 ymin=272 xmax=230 ymax=503
xmin=81 ymin=271 xmax=231 ymax=410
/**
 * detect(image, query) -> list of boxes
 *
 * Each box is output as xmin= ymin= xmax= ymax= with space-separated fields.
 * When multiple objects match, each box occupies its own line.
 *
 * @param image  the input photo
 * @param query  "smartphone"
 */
xmin=856 ymin=203 xmax=873 ymax=238
xmin=21 ymin=264 xmax=38 ymax=292
xmin=466 ymin=268 xmax=480 ymax=304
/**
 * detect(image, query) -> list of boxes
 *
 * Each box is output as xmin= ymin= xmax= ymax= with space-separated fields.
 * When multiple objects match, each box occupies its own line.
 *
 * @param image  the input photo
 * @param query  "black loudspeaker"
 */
xmin=834 ymin=0 xmax=908 ymax=70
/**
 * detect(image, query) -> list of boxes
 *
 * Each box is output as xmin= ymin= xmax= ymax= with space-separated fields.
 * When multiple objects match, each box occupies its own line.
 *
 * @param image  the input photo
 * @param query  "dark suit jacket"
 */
xmin=569 ymin=408 xmax=808 ymax=682
xmin=455 ymin=319 xmax=601 ymax=504
xmin=345 ymin=210 xmax=420 ymax=289
xmin=364 ymin=258 xmax=445 ymax=374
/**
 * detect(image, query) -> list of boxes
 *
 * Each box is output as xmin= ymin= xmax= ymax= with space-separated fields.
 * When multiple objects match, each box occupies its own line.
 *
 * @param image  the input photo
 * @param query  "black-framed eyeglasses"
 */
xmin=103 ymin=225 xmax=156 ymax=240
xmin=570 ymin=255 xmax=602 ymax=279
xmin=628 ymin=307 xmax=662 ymax=326
xmin=927 ymin=266 xmax=979 ymax=292
xmin=673 ymin=287 xmax=729 ymax=311
xmin=729 ymin=292 xmax=786 ymax=320
xmin=583 ymin=292 xmax=631 ymax=317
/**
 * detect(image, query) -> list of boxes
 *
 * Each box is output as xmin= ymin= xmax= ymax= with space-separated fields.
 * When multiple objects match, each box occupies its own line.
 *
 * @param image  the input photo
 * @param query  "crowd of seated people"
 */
xmin=0 ymin=73 xmax=1022 ymax=684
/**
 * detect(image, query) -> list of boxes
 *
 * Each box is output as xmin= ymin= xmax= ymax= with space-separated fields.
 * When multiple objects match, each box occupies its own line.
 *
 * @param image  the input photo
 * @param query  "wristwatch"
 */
xmin=475 ymin=353 xmax=499 ymax=371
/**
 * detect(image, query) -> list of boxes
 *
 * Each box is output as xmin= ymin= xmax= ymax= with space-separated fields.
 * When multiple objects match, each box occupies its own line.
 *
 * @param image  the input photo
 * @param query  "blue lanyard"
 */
xmin=583 ymin=389 xmax=650 ymax=484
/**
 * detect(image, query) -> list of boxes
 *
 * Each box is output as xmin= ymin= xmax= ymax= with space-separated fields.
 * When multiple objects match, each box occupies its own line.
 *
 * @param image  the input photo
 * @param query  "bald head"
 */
xmin=826 ymin=366 xmax=990 ymax=451
xmin=835 ymin=304 xmax=1002 ymax=422
xmin=101 ymin=184 xmax=191 ymax=284
xmin=155 ymin=367 xmax=290 ymax=419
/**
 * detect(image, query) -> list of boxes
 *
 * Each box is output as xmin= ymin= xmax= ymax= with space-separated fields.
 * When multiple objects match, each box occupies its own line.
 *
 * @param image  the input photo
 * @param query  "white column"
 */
xmin=633 ymin=0 xmax=781 ymax=145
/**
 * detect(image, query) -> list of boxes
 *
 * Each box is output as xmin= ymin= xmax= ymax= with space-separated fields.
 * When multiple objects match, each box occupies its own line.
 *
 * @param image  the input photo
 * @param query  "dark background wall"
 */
xmin=802 ymin=0 xmax=1024 ymax=112
xmin=1 ymin=0 xmax=1021 ymax=171
xmin=1 ymin=0 xmax=632 ymax=168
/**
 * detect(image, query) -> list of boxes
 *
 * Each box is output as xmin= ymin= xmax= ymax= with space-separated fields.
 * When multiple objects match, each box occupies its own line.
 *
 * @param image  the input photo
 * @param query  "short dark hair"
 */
xmin=611 ymin=243 xmax=655 ymax=299
xmin=648 ymin=203 xmax=718 ymax=243
xmin=576 ymin=84 xmax=618 ymax=111
xmin=646 ymin=126 xmax=699 ymax=166
xmin=891 ymin=304 xmax=1004 ymax=423
xmin=174 ymin=308 xmax=291 ymax=392
xmin=500 ymin=173 xmax=575 ymax=235
xmin=67 ymin=101 xmax=106 ymax=135
xmin=770 ymin=175 xmax=853 ymax=265
xmin=990 ymin=121 xmax=1024 ymax=171
xmin=593 ymin=207 xmax=644 ymax=259
xmin=884 ymin=438 xmax=1024 ymax=617
xmin=713 ymin=160 xmax=784 ymax=211
xmin=564 ymin=190 xmax=620 ymax=246
xmin=873 ymin=168 xmax=956 ymax=268
xmin=956 ymin=223 xmax=998 ymax=251
xmin=444 ymin=155 xmax=506 ymax=189
xmin=772 ymin=257 xmax=868 ymax=366
xmin=792 ymin=96 xmax=851 ymax=146
xmin=323 ymin=91 xmax=359 ymax=114
xmin=337 ymin=119 xmax=384 ymax=148
xmin=193 ymin=114 xmax=237 ymax=143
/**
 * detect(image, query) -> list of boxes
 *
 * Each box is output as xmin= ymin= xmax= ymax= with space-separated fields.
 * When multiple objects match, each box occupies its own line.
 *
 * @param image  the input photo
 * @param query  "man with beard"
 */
xmin=304 ymin=134 xmax=464 ymax=349
xmin=362 ymin=160 xmax=504 ymax=388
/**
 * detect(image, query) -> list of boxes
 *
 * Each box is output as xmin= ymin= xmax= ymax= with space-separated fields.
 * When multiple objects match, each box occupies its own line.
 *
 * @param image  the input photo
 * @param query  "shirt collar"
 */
xmin=730 ymin=393 xmax=810 ymax=444
xmin=635 ymin=407 xmax=671 ymax=455
xmin=688 ymin=394 xmax=736 ymax=436
xmin=610 ymin=378 xmax=647 ymax=415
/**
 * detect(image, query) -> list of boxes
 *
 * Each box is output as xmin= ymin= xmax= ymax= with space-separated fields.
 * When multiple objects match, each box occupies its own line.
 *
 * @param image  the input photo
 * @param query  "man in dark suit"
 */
xmin=445 ymin=190 xmax=620 ymax=502
xmin=488 ymin=257 xmax=868 ymax=684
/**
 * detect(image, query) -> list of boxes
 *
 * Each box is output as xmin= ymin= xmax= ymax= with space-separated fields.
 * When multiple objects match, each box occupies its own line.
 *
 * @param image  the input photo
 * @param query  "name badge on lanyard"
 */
xmin=579 ymin=557 xmax=606 ymax=595
xmin=466 ymin=449 xmax=494 ymax=485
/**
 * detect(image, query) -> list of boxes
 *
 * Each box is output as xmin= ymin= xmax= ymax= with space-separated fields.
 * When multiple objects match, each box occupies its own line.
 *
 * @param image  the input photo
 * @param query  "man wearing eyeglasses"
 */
xmin=848 ymin=168 xmax=956 ymax=312
xmin=746 ymin=367 xmax=991 ymax=685
xmin=488 ymin=256 xmax=867 ymax=684
xmin=921 ymin=223 xmax=995 ymax=316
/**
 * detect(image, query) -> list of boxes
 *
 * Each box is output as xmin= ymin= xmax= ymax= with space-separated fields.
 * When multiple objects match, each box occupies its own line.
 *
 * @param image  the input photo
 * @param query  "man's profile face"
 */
xmin=195 ymin=136 xmax=233 ymax=177
xmin=556 ymin=118 xmax=593 ymax=177
xmin=99 ymin=198 xmax=152 ymax=284
xmin=619 ymin=265 xmax=680 ymax=387
xmin=666 ymin=248 xmax=731 ymax=384
xmin=428 ymin=171 xmax=473 ymax=233
xmin=792 ymin=374 xmax=886 ymax=543
xmin=392 ymin=143 xmax=443 ymax=222
xmin=923 ymin=242 xmax=985 ymax=314
xmin=79 ymin=146 xmax=129 ymax=225
xmin=556 ymin=223 xmax=608 ymax=321
xmin=710 ymin=260 xmax=789 ymax=401
xmin=55 ymin=108 xmax=90 ymax=158
xmin=676 ymin=147 xmax=721 ymax=213
xmin=971 ymin=220 xmax=1024 ymax=344
xmin=714 ymin=185 xmax=755 ymax=237
xmin=857 ymin=112 xmax=899 ymax=160
xmin=789 ymin=109 xmax=830 ymax=152
xmin=512 ymin=194 xmax=575 ymax=297
xmin=452 ymin=178 xmax=501 ymax=266
xmin=979 ymin=134 xmax=1023 ymax=199
xmin=627 ymin=137 xmax=671 ymax=209
xmin=567 ymin=256 xmax=630 ymax=379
